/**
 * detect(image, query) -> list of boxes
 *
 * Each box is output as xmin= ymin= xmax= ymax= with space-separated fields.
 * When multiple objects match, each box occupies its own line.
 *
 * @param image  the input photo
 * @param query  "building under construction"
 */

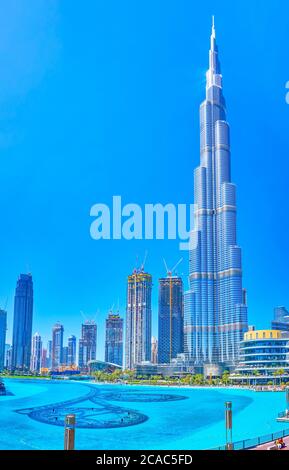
xmin=125 ymin=268 xmax=152 ymax=370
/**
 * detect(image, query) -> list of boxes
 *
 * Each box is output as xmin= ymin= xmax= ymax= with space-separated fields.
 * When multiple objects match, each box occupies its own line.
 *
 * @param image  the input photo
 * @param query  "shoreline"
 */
xmin=1 ymin=375 xmax=286 ymax=392
xmin=82 ymin=380 xmax=286 ymax=393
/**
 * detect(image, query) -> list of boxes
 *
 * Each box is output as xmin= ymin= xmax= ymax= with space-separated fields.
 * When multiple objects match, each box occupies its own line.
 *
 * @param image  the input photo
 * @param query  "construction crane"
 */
xmin=163 ymin=257 xmax=183 ymax=277
xmin=140 ymin=250 xmax=148 ymax=272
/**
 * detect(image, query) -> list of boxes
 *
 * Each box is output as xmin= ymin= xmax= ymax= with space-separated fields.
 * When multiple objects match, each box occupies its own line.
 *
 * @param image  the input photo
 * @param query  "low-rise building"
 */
xmin=230 ymin=329 xmax=289 ymax=384
xmin=135 ymin=354 xmax=194 ymax=378
xmin=88 ymin=360 xmax=122 ymax=374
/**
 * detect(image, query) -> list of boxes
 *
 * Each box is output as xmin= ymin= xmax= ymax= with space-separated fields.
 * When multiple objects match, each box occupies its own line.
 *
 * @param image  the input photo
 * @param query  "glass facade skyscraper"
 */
xmin=158 ymin=276 xmax=183 ymax=364
xmin=0 ymin=310 xmax=7 ymax=371
xmin=41 ymin=347 xmax=47 ymax=369
xmin=273 ymin=306 xmax=289 ymax=322
xmin=271 ymin=306 xmax=289 ymax=332
xmin=185 ymin=19 xmax=248 ymax=367
xmin=11 ymin=273 xmax=34 ymax=371
xmin=47 ymin=339 xmax=52 ymax=369
xmin=30 ymin=332 xmax=42 ymax=373
xmin=5 ymin=344 xmax=12 ymax=370
xmin=52 ymin=322 xmax=64 ymax=370
xmin=68 ymin=335 xmax=77 ymax=365
xmin=125 ymin=270 xmax=152 ymax=369
xmin=62 ymin=346 xmax=68 ymax=365
xmin=105 ymin=312 xmax=123 ymax=366
xmin=78 ymin=320 xmax=97 ymax=369
xmin=151 ymin=336 xmax=158 ymax=364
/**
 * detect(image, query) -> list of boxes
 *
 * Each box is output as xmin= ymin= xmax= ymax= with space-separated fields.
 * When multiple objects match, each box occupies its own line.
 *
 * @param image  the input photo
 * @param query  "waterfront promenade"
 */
xmin=252 ymin=435 xmax=289 ymax=451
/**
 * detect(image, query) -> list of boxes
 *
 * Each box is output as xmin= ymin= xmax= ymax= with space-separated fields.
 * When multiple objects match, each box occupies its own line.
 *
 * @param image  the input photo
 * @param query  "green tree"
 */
xmin=193 ymin=374 xmax=204 ymax=385
xmin=274 ymin=368 xmax=285 ymax=385
xmin=221 ymin=371 xmax=230 ymax=385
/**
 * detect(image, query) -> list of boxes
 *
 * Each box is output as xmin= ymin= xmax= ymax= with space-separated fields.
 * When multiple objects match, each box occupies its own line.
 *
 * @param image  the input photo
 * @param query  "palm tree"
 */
xmin=252 ymin=369 xmax=260 ymax=386
xmin=222 ymin=371 xmax=230 ymax=386
xmin=193 ymin=374 xmax=204 ymax=385
xmin=274 ymin=368 xmax=285 ymax=386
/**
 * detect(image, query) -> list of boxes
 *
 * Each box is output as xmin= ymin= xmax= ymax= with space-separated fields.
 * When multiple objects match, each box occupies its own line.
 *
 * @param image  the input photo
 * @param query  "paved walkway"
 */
xmin=251 ymin=435 xmax=289 ymax=451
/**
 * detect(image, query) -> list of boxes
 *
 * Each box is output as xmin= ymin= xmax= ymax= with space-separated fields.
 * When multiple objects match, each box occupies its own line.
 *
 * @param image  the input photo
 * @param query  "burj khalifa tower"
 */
xmin=184 ymin=18 xmax=248 ymax=368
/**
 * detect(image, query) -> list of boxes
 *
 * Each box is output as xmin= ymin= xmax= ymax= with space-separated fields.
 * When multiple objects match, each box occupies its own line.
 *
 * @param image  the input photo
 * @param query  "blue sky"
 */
xmin=0 ymin=0 xmax=288 ymax=359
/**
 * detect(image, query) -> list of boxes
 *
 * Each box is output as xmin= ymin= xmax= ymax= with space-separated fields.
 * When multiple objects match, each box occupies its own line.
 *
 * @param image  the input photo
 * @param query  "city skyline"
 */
xmin=3 ymin=268 xmax=289 ymax=371
xmin=0 ymin=2 xmax=288 ymax=360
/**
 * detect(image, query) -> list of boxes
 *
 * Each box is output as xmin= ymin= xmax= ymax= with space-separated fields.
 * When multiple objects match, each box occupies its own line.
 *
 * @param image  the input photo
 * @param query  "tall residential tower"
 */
xmin=158 ymin=275 xmax=183 ymax=364
xmin=272 ymin=306 xmax=289 ymax=332
xmin=105 ymin=312 xmax=123 ymax=366
xmin=0 ymin=310 xmax=7 ymax=371
xmin=68 ymin=335 xmax=77 ymax=366
xmin=11 ymin=274 xmax=34 ymax=371
xmin=52 ymin=322 xmax=64 ymax=369
xmin=185 ymin=19 xmax=248 ymax=368
xmin=125 ymin=269 xmax=152 ymax=369
xmin=78 ymin=320 xmax=97 ymax=369
xmin=30 ymin=332 xmax=42 ymax=373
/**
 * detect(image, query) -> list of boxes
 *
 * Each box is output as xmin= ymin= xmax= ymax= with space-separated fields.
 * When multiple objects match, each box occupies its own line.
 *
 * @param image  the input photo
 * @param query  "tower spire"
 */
xmin=207 ymin=15 xmax=222 ymax=89
xmin=210 ymin=15 xmax=216 ymax=52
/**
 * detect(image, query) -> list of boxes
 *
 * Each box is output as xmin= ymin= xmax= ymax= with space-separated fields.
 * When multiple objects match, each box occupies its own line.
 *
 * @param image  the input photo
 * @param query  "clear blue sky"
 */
xmin=0 ymin=0 xmax=288 ymax=359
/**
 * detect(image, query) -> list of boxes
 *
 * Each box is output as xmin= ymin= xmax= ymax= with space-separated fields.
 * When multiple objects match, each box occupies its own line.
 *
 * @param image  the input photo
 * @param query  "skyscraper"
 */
xmin=52 ymin=322 xmax=64 ymax=369
xmin=68 ymin=335 xmax=77 ymax=366
xmin=0 ymin=310 xmax=7 ymax=371
xmin=273 ymin=306 xmax=289 ymax=322
xmin=41 ymin=347 xmax=47 ymax=369
xmin=78 ymin=321 xmax=97 ymax=369
xmin=11 ymin=273 xmax=34 ymax=371
xmin=151 ymin=336 xmax=158 ymax=364
xmin=158 ymin=275 xmax=183 ymax=364
xmin=47 ymin=339 xmax=52 ymax=369
xmin=30 ymin=332 xmax=42 ymax=373
xmin=62 ymin=346 xmax=68 ymax=366
xmin=185 ymin=19 xmax=248 ymax=368
xmin=105 ymin=312 xmax=123 ymax=366
xmin=125 ymin=269 xmax=152 ymax=369
xmin=272 ymin=306 xmax=289 ymax=332
xmin=5 ymin=344 xmax=12 ymax=370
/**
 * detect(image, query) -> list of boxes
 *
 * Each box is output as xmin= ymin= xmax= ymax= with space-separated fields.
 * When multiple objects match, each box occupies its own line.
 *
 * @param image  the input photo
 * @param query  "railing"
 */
xmin=211 ymin=428 xmax=289 ymax=450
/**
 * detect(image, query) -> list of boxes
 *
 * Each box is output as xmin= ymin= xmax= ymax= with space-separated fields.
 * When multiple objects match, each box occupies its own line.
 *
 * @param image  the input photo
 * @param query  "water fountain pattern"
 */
xmin=15 ymin=385 xmax=188 ymax=429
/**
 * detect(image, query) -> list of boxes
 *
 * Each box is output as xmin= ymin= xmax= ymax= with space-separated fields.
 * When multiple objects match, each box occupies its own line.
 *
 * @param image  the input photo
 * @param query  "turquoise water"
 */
xmin=0 ymin=378 xmax=287 ymax=450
